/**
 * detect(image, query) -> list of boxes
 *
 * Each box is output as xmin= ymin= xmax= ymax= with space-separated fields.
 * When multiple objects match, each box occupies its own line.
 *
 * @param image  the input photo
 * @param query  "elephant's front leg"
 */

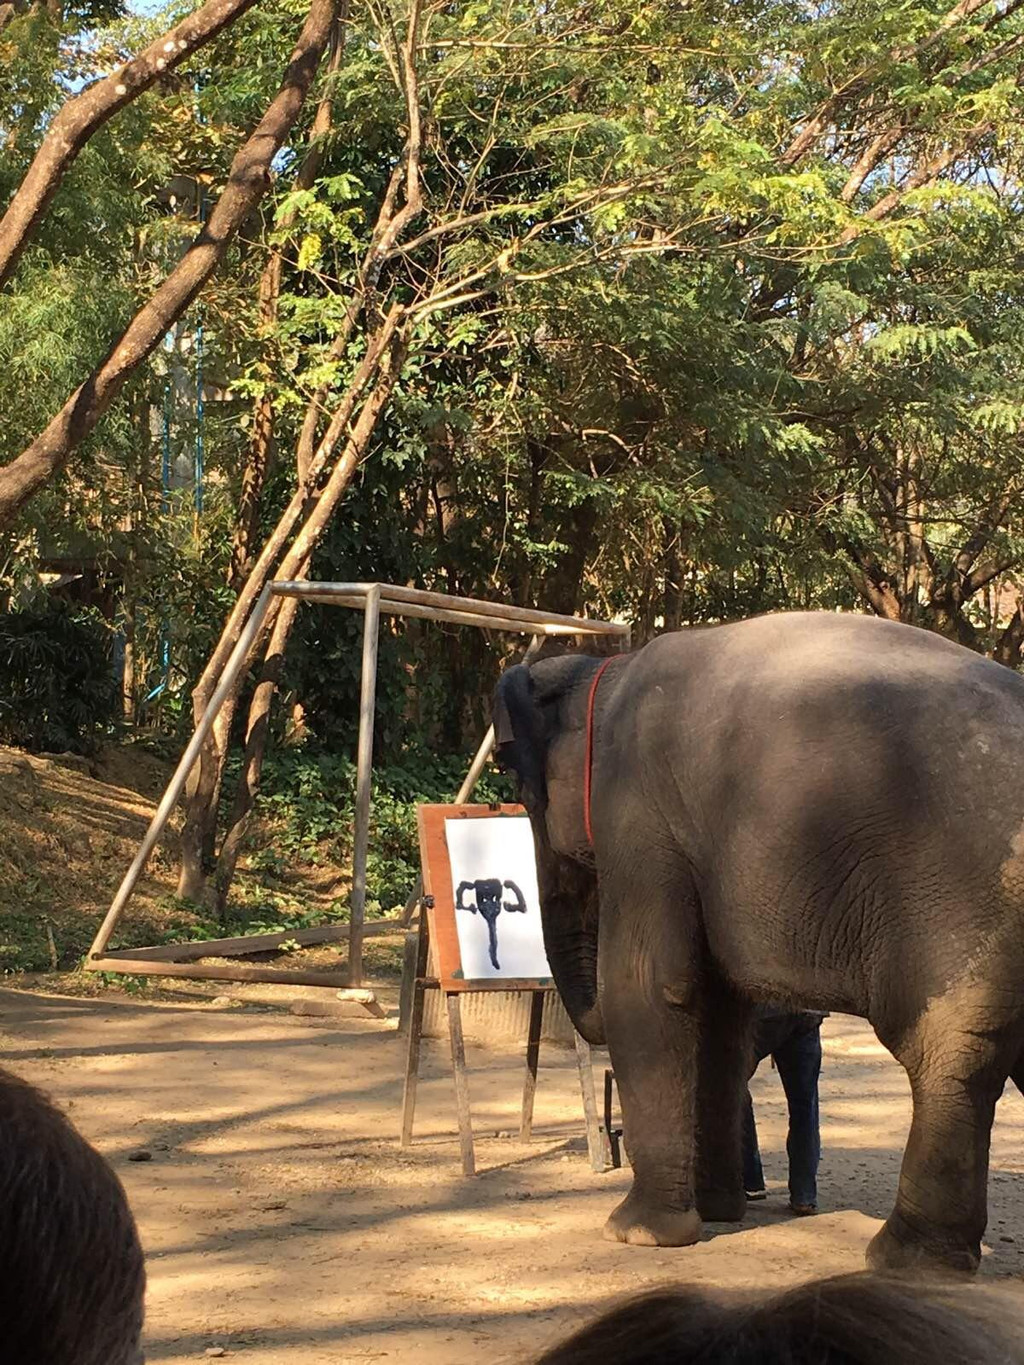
xmin=599 ymin=866 xmax=704 ymax=1247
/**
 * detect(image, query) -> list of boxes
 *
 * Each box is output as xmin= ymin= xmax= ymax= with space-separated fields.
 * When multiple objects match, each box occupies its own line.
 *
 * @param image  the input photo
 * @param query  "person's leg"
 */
xmin=774 ymin=1023 xmax=822 ymax=1211
xmin=742 ymin=1087 xmax=766 ymax=1196
xmin=743 ymin=1022 xmax=775 ymax=1198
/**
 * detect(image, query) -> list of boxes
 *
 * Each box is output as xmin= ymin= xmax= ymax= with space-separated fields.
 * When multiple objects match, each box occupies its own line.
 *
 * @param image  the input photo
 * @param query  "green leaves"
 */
xmin=864 ymin=323 xmax=978 ymax=362
xmin=0 ymin=605 xmax=117 ymax=754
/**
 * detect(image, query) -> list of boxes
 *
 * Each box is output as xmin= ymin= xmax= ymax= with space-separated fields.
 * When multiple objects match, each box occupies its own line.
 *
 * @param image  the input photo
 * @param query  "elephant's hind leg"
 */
xmin=868 ymin=997 xmax=1018 ymax=1275
xmin=598 ymin=848 xmax=704 ymax=1248
xmin=695 ymin=974 xmax=750 ymax=1222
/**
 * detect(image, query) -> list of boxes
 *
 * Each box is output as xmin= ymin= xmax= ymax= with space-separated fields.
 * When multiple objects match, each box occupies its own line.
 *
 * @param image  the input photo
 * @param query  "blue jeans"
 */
xmin=742 ymin=1018 xmax=821 ymax=1208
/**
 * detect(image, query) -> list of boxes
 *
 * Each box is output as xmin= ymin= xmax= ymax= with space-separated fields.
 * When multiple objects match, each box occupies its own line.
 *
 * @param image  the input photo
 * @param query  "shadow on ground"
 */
xmin=1 ymin=990 xmax=1022 ymax=1365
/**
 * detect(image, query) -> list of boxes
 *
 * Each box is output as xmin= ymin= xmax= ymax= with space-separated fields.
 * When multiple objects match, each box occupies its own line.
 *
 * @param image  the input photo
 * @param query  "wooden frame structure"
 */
xmin=85 ymin=581 xmax=629 ymax=996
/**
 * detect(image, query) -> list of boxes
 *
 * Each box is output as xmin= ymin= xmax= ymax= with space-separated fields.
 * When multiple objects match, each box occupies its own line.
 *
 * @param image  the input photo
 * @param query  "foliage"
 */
xmin=239 ymin=748 xmax=514 ymax=917
xmin=0 ymin=603 xmax=117 ymax=752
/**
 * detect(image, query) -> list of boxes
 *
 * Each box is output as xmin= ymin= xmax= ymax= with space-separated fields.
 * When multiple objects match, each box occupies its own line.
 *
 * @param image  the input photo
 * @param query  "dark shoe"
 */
xmin=745 ymin=1188 xmax=768 ymax=1201
xmin=789 ymin=1201 xmax=816 ymax=1216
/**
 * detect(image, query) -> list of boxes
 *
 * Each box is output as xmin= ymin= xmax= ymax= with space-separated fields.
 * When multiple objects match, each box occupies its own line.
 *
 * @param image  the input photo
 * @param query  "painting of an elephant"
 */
xmin=493 ymin=611 xmax=1024 ymax=1273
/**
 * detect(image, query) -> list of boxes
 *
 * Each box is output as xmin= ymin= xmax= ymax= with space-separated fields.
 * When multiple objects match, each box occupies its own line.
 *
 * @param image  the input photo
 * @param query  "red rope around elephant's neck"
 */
xmin=583 ymin=656 xmax=617 ymax=847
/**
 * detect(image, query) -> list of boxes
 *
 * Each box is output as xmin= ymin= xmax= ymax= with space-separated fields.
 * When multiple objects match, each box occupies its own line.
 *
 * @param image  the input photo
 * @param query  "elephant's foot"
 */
xmin=696 ymin=1187 xmax=746 ymax=1222
xmin=603 ymin=1189 xmax=702 ymax=1247
xmin=866 ymin=1212 xmax=979 ymax=1277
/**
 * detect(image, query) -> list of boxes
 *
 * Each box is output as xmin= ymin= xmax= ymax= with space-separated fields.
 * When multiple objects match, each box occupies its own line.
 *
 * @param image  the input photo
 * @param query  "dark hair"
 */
xmin=536 ymin=1272 xmax=1024 ymax=1364
xmin=0 ymin=1066 xmax=145 ymax=1364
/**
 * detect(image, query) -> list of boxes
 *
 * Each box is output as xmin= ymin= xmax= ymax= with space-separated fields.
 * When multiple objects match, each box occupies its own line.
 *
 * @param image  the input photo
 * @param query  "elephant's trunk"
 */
xmin=535 ymin=838 xmax=605 ymax=1045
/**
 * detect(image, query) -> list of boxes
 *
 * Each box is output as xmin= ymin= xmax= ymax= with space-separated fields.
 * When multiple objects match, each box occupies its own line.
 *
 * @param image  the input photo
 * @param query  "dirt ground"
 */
xmin=2 ymin=991 xmax=1024 ymax=1363
xmin=0 ymin=742 xmax=397 ymax=979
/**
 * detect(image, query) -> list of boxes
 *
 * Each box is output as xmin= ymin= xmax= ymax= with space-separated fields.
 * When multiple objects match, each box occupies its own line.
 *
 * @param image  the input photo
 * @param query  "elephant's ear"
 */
xmin=493 ymin=664 xmax=548 ymax=809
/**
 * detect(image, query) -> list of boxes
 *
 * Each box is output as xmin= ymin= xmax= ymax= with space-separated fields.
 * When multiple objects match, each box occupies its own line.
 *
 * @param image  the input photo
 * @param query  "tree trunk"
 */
xmin=662 ymin=518 xmax=685 ymax=632
xmin=210 ymin=333 xmax=410 ymax=905
xmin=0 ymin=0 xmax=338 ymax=527
xmin=993 ymin=599 xmax=1024 ymax=669
xmin=228 ymin=11 xmax=347 ymax=591
xmin=230 ymin=254 xmax=282 ymax=593
xmin=176 ymin=320 xmax=409 ymax=902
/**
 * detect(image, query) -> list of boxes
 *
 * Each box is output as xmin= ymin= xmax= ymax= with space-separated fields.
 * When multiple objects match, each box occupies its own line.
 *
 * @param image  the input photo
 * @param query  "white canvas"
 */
xmin=444 ymin=816 xmax=552 ymax=980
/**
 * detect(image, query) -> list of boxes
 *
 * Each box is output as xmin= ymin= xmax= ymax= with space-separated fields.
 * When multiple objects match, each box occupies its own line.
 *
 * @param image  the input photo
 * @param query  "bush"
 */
xmin=0 ymin=604 xmax=117 ymax=753
xmin=248 ymin=748 xmax=515 ymax=914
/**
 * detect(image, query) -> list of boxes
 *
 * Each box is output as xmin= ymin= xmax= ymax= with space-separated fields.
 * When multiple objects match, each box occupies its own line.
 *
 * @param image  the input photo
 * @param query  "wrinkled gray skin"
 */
xmin=493 ymin=612 xmax=1024 ymax=1273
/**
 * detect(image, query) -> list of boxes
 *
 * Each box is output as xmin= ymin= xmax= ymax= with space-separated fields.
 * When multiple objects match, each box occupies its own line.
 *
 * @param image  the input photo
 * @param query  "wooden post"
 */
xmin=349 ymin=583 xmax=381 ymax=987
xmin=519 ymin=989 xmax=545 ymax=1141
xmin=446 ymin=991 xmax=475 ymax=1176
xmin=574 ymin=1031 xmax=606 ymax=1173
xmin=397 ymin=925 xmax=420 ymax=1036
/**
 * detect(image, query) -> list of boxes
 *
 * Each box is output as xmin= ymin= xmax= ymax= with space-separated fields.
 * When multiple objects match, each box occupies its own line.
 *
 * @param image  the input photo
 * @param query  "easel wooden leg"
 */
xmin=446 ymin=992 xmax=475 ymax=1175
xmin=519 ymin=990 xmax=545 ymax=1141
xmin=604 ymin=1067 xmax=622 ymax=1169
xmin=400 ymin=979 xmax=427 ymax=1147
xmin=574 ymin=1030 xmax=607 ymax=1172
xmin=397 ymin=927 xmax=420 ymax=1037
xmin=400 ymin=909 xmax=431 ymax=1145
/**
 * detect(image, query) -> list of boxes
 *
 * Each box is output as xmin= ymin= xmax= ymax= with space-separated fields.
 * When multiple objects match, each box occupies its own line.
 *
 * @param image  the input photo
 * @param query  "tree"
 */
xmin=5 ymin=0 xmax=1024 ymax=918
xmin=0 ymin=0 xmax=340 ymax=527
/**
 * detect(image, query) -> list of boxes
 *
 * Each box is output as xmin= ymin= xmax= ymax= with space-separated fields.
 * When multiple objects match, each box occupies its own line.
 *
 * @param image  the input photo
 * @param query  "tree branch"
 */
xmin=230 ymin=5 xmax=348 ymax=588
xmin=839 ymin=550 xmax=904 ymax=620
xmin=779 ymin=0 xmax=992 ymax=168
xmin=952 ymin=483 xmax=1019 ymax=581
xmin=963 ymin=555 xmax=1018 ymax=597
xmin=0 ymin=0 xmax=263 ymax=289
xmin=837 ymin=117 xmax=995 ymax=243
xmin=840 ymin=125 xmax=907 ymax=202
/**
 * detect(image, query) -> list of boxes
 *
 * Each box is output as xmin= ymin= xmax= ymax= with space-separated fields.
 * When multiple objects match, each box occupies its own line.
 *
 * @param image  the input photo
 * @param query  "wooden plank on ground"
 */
xmin=104 ymin=919 xmax=402 ymax=963
xmin=86 ymin=957 xmax=350 ymax=989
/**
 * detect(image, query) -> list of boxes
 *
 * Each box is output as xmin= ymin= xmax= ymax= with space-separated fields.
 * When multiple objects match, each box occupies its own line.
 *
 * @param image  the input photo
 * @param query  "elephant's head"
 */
xmin=493 ymin=654 xmax=608 ymax=1043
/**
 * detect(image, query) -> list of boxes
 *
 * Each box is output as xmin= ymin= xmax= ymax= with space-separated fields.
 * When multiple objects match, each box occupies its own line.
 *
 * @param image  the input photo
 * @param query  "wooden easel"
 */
xmin=400 ymin=904 xmax=607 ymax=1174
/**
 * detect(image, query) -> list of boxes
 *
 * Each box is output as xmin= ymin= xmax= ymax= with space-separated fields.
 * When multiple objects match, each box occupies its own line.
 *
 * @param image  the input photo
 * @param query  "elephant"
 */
xmin=492 ymin=610 xmax=1024 ymax=1273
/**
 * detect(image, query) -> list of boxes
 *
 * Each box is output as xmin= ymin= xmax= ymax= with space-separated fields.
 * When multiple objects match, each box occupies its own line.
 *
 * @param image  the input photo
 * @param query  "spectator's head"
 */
xmin=0 ymin=1066 xmax=145 ymax=1364
xmin=536 ymin=1271 xmax=1024 ymax=1364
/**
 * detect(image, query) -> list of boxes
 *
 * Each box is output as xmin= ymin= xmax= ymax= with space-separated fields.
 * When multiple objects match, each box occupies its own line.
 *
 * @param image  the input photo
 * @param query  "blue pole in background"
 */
xmin=193 ymin=176 xmax=207 ymax=522
xmin=153 ymin=341 xmax=173 ymax=698
xmin=195 ymin=317 xmax=204 ymax=518
xmin=162 ymin=376 xmax=172 ymax=515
